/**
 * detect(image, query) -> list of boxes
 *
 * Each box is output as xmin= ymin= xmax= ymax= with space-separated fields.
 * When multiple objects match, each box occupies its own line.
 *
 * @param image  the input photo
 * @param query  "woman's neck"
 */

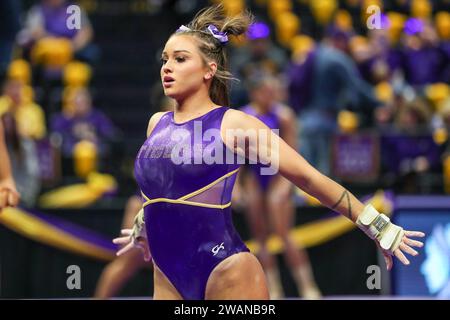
xmin=174 ymin=90 xmax=219 ymax=120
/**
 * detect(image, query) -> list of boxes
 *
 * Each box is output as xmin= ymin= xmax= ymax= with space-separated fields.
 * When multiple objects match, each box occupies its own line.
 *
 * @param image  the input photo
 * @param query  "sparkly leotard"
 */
xmin=134 ymin=106 xmax=249 ymax=300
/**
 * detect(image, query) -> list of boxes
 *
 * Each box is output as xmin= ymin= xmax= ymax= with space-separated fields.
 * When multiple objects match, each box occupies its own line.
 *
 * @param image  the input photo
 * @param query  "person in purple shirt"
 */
xmin=288 ymin=28 xmax=380 ymax=175
xmin=19 ymin=0 xmax=95 ymax=62
xmin=50 ymin=87 xmax=119 ymax=158
xmin=113 ymin=4 xmax=424 ymax=300
xmin=237 ymin=73 xmax=321 ymax=299
xmin=230 ymin=21 xmax=288 ymax=107
xmin=400 ymin=18 xmax=447 ymax=86
xmin=352 ymin=15 xmax=403 ymax=85
xmin=381 ymin=97 xmax=443 ymax=193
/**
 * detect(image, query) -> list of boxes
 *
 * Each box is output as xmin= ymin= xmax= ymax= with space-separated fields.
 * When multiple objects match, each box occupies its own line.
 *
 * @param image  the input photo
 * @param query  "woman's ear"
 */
xmin=205 ymin=61 xmax=218 ymax=80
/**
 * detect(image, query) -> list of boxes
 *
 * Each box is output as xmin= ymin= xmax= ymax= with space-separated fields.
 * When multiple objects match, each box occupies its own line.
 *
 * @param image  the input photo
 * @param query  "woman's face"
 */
xmin=160 ymin=35 xmax=211 ymax=101
xmin=72 ymin=90 xmax=91 ymax=116
xmin=250 ymin=80 xmax=276 ymax=108
xmin=5 ymin=80 xmax=23 ymax=106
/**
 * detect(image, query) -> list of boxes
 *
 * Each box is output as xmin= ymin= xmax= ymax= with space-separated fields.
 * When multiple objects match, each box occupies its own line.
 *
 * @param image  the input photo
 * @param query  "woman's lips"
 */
xmin=163 ymin=76 xmax=175 ymax=87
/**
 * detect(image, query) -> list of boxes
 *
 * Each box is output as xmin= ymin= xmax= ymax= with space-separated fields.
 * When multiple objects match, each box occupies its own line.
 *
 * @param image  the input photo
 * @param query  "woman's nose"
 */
xmin=162 ymin=62 xmax=173 ymax=73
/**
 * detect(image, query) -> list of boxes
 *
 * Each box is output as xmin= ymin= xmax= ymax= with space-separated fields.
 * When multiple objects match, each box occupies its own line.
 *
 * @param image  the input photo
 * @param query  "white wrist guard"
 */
xmin=131 ymin=208 xmax=147 ymax=243
xmin=356 ymin=204 xmax=404 ymax=254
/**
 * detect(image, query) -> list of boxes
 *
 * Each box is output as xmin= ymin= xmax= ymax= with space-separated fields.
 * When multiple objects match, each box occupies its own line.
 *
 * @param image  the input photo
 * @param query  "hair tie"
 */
xmin=175 ymin=24 xmax=228 ymax=45
xmin=206 ymin=24 xmax=228 ymax=45
xmin=176 ymin=25 xmax=192 ymax=33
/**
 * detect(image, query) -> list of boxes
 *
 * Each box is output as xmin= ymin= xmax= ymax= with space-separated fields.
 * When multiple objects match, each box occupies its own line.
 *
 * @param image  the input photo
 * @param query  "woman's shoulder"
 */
xmin=146 ymin=111 xmax=171 ymax=138
xmin=222 ymin=107 xmax=269 ymax=131
xmin=222 ymin=107 xmax=248 ymax=126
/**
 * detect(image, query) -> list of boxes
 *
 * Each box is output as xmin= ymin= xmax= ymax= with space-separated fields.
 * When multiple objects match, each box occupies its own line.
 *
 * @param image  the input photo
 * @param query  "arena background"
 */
xmin=0 ymin=0 xmax=449 ymax=299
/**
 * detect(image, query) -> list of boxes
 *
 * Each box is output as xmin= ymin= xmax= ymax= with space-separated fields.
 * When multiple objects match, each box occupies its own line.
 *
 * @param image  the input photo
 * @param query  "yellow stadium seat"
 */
xmin=435 ymin=11 xmax=450 ymax=40
xmin=425 ymin=83 xmax=449 ymax=112
xmin=290 ymin=34 xmax=314 ymax=55
xmin=433 ymin=127 xmax=448 ymax=145
xmin=223 ymin=0 xmax=244 ymax=17
xmin=411 ymin=0 xmax=432 ymax=19
xmin=361 ymin=0 xmax=383 ymax=25
xmin=268 ymin=0 xmax=292 ymax=21
xmin=31 ymin=37 xmax=73 ymax=68
xmin=310 ymin=0 xmax=337 ymax=25
xmin=375 ymin=81 xmax=394 ymax=104
xmin=338 ymin=110 xmax=359 ymax=133
xmin=334 ymin=9 xmax=353 ymax=32
xmin=73 ymin=140 xmax=98 ymax=179
xmin=64 ymin=61 xmax=92 ymax=87
xmin=7 ymin=59 xmax=31 ymax=84
xmin=275 ymin=12 xmax=301 ymax=47
xmin=386 ymin=12 xmax=407 ymax=44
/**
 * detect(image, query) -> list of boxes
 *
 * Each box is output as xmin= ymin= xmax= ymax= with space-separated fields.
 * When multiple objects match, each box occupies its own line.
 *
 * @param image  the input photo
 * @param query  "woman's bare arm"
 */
xmin=222 ymin=109 xmax=424 ymax=269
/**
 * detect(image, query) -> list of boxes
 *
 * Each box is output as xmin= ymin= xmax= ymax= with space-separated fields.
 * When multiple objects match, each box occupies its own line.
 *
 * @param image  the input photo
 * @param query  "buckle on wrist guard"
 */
xmin=372 ymin=214 xmax=390 ymax=235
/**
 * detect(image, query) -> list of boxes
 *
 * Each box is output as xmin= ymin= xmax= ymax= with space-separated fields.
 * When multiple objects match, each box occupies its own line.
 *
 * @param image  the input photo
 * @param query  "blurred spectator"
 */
xmin=394 ymin=96 xmax=431 ymax=132
xmin=0 ymin=79 xmax=47 ymax=140
xmin=381 ymin=97 xmax=443 ymax=193
xmin=18 ymin=0 xmax=97 ymax=64
xmin=232 ymin=21 xmax=288 ymax=78
xmin=50 ymin=87 xmax=120 ymax=172
xmin=288 ymin=28 xmax=380 ymax=175
xmin=1 ymin=109 xmax=41 ymax=207
xmin=400 ymin=18 xmax=447 ymax=86
xmin=352 ymin=14 xmax=403 ymax=84
xmin=230 ymin=21 xmax=288 ymax=106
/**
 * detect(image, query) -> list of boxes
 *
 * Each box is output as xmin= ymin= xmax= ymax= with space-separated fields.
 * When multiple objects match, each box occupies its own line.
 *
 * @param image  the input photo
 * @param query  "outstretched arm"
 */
xmin=0 ymin=122 xmax=20 ymax=210
xmin=222 ymin=109 xmax=424 ymax=270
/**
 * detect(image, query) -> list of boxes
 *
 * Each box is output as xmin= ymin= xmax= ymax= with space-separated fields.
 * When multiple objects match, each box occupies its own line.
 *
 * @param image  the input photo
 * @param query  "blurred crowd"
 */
xmin=225 ymin=0 xmax=450 ymax=195
xmin=0 ymin=0 xmax=120 ymax=207
xmin=0 ymin=0 xmax=449 ymax=208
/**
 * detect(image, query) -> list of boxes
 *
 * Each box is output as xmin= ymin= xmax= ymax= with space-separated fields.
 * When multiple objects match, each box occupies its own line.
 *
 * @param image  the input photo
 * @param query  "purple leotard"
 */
xmin=240 ymin=104 xmax=282 ymax=191
xmin=134 ymin=106 xmax=249 ymax=300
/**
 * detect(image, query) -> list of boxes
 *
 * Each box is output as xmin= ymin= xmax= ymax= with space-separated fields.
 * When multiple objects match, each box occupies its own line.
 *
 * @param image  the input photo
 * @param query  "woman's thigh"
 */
xmin=205 ymin=252 xmax=269 ymax=300
xmin=152 ymin=263 xmax=183 ymax=300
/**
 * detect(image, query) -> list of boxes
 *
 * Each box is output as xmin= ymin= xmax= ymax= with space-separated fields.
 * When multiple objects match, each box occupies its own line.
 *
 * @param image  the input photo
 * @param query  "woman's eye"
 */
xmin=175 ymin=57 xmax=185 ymax=62
xmin=160 ymin=58 xmax=167 ymax=64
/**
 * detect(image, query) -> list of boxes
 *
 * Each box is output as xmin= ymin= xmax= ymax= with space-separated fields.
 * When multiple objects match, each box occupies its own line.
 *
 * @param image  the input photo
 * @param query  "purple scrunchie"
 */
xmin=206 ymin=24 xmax=228 ymax=44
xmin=175 ymin=24 xmax=229 ymax=45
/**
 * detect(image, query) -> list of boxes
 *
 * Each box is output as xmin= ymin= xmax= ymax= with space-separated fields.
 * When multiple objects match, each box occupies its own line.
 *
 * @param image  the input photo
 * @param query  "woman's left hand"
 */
xmin=380 ymin=230 xmax=425 ymax=270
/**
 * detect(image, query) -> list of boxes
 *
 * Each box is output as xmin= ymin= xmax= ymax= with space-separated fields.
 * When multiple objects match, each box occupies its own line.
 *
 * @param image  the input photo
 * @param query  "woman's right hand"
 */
xmin=113 ymin=229 xmax=152 ymax=261
xmin=0 ymin=179 xmax=20 ymax=211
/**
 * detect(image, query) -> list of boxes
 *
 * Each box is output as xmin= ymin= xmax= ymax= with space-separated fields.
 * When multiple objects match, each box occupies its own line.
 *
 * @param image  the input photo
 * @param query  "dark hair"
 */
xmin=245 ymin=71 xmax=278 ymax=93
xmin=172 ymin=3 xmax=254 ymax=106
